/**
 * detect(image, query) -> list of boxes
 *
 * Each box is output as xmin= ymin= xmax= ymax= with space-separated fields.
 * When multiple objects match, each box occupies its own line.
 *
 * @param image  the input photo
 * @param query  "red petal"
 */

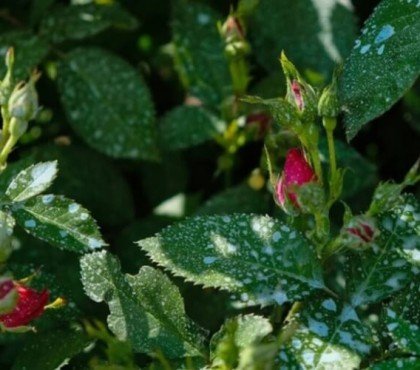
xmin=0 ymin=285 xmax=49 ymax=328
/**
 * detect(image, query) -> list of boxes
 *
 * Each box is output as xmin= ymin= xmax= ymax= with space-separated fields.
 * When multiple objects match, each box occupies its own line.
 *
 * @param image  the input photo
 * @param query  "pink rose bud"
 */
xmin=291 ymin=80 xmax=304 ymax=111
xmin=0 ymin=283 xmax=49 ymax=328
xmin=222 ymin=15 xmax=245 ymax=41
xmin=275 ymin=148 xmax=317 ymax=208
xmin=345 ymin=218 xmax=376 ymax=244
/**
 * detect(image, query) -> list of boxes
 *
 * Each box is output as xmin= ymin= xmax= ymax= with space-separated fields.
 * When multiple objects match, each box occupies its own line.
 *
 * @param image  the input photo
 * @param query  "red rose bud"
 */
xmin=345 ymin=218 xmax=376 ymax=244
xmin=275 ymin=148 xmax=317 ymax=208
xmin=246 ymin=112 xmax=271 ymax=138
xmin=0 ymin=279 xmax=18 ymax=315
xmin=0 ymin=284 xmax=49 ymax=328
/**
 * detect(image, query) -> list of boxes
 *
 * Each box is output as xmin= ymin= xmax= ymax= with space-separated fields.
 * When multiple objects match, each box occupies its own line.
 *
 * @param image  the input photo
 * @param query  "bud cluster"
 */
xmin=0 ymin=48 xmax=40 ymax=169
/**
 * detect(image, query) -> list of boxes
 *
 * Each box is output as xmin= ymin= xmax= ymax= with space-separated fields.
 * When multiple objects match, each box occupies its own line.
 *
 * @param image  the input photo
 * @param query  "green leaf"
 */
xmin=39 ymin=3 xmax=138 ymax=43
xmin=195 ymin=183 xmax=270 ymax=216
xmin=250 ymin=0 xmax=357 ymax=77
xmin=5 ymin=161 xmax=58 ymax=202
xmin=80 ymin=250 xmax=205 ymax=358
xmin=279 ymin=298 xmax=371 ymax=370
xmin=384 ymin=307 xmax=420 ymax=355
xmin=138 ymin=214 xmax=326 ymax=307
xmin=58 ymin=47 xmax=157 ymax=160
xmin=172 ymin=1 xmax=231 ymax=108
xmin=159 ymin=106 xmax=225 ymax=150
xmin=26 ymin=143 xmax=135 ymax=227
xmin=210 ymin=315 xmax=273 ymax=368
xmin=369 ymin=357 xmax=419 ymax=370
xmin=384 ymin=275 xmax=420 ymax=356
xmin=11 ymin=194 xmax=106 ymax=253
xmin=0 ymin=31 xmax=49 ymax=80
xmin=344 ymin=196 xmax=419 ymax=307
xmin=340 ymin=0 xmax=420 ymax=139
xmin=12 ymin=329 xmax=90 ymax=370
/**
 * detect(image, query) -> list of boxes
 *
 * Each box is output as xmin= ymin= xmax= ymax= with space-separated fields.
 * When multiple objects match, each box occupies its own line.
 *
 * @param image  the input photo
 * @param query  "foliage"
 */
xmin=0 ymin=0 xmax=418 ymax=369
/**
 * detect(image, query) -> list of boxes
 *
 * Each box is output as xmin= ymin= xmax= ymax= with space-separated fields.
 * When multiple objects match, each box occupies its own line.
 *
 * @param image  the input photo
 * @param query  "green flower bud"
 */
xmin=280 ymin=52 xmax=317 ymax=125
xmin=318 ymin=67 xmax=341 ymax=120
xmin=0 ymin=48 xmax=15 ymax=106
xmin=8 ymin=71 xmax=40 ymax=122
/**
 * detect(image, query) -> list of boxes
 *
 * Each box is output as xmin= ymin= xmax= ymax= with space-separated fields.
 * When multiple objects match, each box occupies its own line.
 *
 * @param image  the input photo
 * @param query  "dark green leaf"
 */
xmin=39 ymin=3 xmax=138 ymax=43
xmin=250 ymin=0 xmax=357 ymax=77
xmin=139 ymin=214 xmax=326 ymax=307
xmin=195 ymin=183 xmax=270 ymax=216
xmin=340 ymin=0 xmax=420 ymax=139
xmin=159 ymin=105 xmax=225 ymax=150
xmin=12 ymin=329 xmax=90 ymax=370
xmin=12 ymin=194 xmax=106 ymax=253
xmin=0 ymin=31 xmax=49 ymax=80
xmin=369 ymin=357 xmax=419 ymax=370
xmin=58 ymin=47 xmax=157 ymax=159
xmin=172 ymin=1 xmax=231 ymax=107
xmin=27 ymin=143 xmax=135 ymax=227
xmin=80 ymin=251 xmax=205 ymax=358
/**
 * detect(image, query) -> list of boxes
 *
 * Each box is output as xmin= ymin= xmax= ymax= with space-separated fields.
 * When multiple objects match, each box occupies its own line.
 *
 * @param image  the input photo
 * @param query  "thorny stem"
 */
xmin=326 ymin=126 xmax=337 ymax=182
xmin=0 ymin=134 xmax=17 ymax=170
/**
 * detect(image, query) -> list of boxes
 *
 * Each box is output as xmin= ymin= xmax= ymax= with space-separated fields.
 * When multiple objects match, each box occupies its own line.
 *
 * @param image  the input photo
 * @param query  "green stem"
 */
xmin=326 ymin=128 xmax=337 ymax=181
xmin=0 ymin=107 xmax=10 ymax=149
xmin=308 ymin=145 xmax=323 ymax=185
xmin=0 ymin=134 xmax=17 ymax=170
xmin=229 ymin=57 xmax=249 ymax=96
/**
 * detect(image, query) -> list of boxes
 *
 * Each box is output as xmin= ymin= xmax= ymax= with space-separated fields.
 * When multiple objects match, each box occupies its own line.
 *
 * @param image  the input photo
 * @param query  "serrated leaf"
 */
xmin=0 ymin=31 xmax=49 ymax=80
xmin=345 ymin=196 xmax=419 ymax=307
xmin=80 ymin=251 xmax=205 ymax=358
xmin=250 ymin=0 xmax=357 ymax=77
xmin=138 ymin=214 xmax=326 ymax=307
xmin=279 ymin=298 xmax=371 ymax=370
xmin=40 ymin=3 xmax=138 ymax=43
xmin=172 ymin=1 xmax=231 ymax=108
xmin=11 ymin=194 xmax=106 ymax=253
xmin=5 ymin=161 xmax=58 ymax=202
xmin=58 ymin=47 xmax=157 ymax=159
xmin=390 ymin=276 xmax=420 ymax=327
xmin=340 ymin=0 xmax=420 ymax=139
xmin=12 ymin=329 xmax=90 ymax=370
xmin=195 ymin=183 xmax=270 ymax=216
xmin=159 ymin=105 xmax=225 ymax=150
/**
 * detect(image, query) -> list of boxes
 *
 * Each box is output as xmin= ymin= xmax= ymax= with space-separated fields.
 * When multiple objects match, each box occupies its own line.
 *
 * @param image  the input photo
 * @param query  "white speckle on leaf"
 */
xmin=360 ymin=44 xmax=371 ymax=54
xmin=203 ymin=256 xmax=217 ymax=264
xmin=374 ymin=25 xmax=395 ymax=44
xmin=68 ymin=203 xmax=80 ymax=213
xmin=24 ymin=219 xmax=36 ymax=228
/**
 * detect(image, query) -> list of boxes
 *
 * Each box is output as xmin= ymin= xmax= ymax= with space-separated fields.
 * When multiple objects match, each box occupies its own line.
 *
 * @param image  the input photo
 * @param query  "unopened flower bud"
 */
xmin=0 ymin=278 xmax=18 ymax=315
xmin=318 ymin=71 xmax=340 ymax=122
xmin=0 ymin=283 xmax=49 ymax=329
xmin=0 ymin=48 xmax=15 ymax=106
xmin=280 ymin=52 xmax=317 ymax=123
xmin=221 ymin=15 xmax=245 ymax=42
xmin=343 ymin=216 xmax=377 ymax=249
xmin=275 ymin=148 xmax=317 ymax=211
xmin=8 ymin=71 xmax=40 ymax=122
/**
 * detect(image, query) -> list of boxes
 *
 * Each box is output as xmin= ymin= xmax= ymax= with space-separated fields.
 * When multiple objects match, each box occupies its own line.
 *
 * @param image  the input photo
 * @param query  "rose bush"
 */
xmin=0 ymin=0 xmax=418 ymax=369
